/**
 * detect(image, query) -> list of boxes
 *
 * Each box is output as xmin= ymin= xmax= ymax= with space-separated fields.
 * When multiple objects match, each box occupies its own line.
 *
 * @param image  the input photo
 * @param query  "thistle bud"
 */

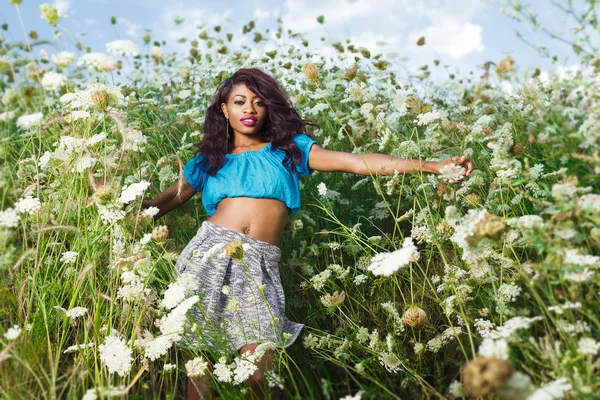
xmin=303 ymin=63 xmax=318 ymax=81
xmin=402 ymin=306 xmax=428 ymax=328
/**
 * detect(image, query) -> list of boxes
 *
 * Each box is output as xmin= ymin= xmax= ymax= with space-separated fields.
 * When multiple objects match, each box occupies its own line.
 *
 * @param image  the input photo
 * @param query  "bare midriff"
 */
xmin=206 ymin=197 xmax=289 ymax=248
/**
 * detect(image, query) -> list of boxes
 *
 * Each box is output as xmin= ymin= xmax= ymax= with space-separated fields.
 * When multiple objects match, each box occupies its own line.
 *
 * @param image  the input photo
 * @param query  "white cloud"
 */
xmin=84 ymin=18 xmax=97 ymax=26
xmin=409 ymin=19 xmax=485 ymax=59
xmin=53 ymin=0 xmax=71 ymax=18
xmin=254 ymin=9 xmax=271 ymax=20
xmin=119 ymin=17 xmax=143 ymax=38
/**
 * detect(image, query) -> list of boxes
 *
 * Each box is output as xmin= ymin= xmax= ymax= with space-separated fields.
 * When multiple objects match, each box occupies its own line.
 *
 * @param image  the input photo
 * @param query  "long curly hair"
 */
xmin=192 ymin=68 xmax=318 ymax=176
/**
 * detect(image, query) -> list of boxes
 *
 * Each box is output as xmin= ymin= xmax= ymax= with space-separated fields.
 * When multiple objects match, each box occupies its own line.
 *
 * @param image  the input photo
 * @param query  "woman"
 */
xmin=143 ymin=68 xmax=473 ymax=399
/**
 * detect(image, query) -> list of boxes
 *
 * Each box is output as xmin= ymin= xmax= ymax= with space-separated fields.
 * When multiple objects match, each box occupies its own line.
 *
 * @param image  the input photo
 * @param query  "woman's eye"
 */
xmin=255 ymin=101 xmax=265 ymax=107
xmin=234 ymin=100 xmax=244 ymax=105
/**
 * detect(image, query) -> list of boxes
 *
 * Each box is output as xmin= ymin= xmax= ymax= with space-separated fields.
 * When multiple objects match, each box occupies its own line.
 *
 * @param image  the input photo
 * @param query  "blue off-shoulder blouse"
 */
xmin=183 ymin=133 xmax=319 ymax=216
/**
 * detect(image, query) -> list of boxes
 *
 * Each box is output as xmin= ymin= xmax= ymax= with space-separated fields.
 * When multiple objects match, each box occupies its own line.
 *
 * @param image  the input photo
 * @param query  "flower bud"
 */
xmin=462 ymin=356 xmax=513 ymax=397
xmin=225 ymin=240 xmax=244 ymax=260
xmin=152 ymin=225 xmax=169 ymax=242
xmin=303 ymin=63 xmax=318 ymax=81
xmin=402 ymin=306 xmax=428 ymax=328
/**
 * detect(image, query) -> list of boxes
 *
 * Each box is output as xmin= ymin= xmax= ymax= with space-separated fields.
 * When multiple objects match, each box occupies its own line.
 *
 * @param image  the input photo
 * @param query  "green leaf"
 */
xmin=317 ymin=15 xmax=325 ymax=24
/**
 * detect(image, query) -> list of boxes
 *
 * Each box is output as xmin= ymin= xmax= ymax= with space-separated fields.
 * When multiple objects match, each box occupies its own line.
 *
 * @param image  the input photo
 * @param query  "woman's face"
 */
xmin=221 ymin=83 xmax=267 ymax=139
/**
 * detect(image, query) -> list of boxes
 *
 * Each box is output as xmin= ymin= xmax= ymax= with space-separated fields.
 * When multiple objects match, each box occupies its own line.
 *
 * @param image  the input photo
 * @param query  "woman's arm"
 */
xmin=142 ymin=177 xmax=198 ymax=220
xmin=307 ymin=145 xmax=473 ymax=181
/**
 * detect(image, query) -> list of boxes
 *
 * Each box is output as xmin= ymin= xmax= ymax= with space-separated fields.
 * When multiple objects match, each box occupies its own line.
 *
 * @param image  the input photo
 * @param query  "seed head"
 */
xmin=303 ymin=63 xmax=318 ymax=81
xmin=152 ymin=225 xmax=169 ymax=242
xmin=91 ymin=90 xmax=109 ymax=110
xmin=473 ymin=213 xmax=505 ymax=240
xmin=402 ymin=306 xmax=428 ymax=328
xmin=225 ymin=240 xmax=244 ymax=260
xmin=496 ymin=56 xmax=515 ymax=75
xmin=462 ymin=356 xmax=513 ymax=398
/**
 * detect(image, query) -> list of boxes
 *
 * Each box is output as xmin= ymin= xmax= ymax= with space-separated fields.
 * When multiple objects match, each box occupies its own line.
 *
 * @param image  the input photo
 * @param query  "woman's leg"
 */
xmin=187 ymin=355 xmax=216 ymax=400
xmin=240 ymin=343 xmax=282 ymax=400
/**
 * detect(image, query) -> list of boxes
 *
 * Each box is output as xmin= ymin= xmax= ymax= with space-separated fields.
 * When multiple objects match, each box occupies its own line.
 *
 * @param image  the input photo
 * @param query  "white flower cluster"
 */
xmin=150 ymin=46 xmax=164 ymax=60
xmin=98 ymin=335 xmax=133 ymax=377
xmin=438 ymin=163 xmax=466 ymax=182
xmin=16 ymin=112 xmax=44 ymax=130
xmin=161 ymin=273 xmax=200 ymax=310
xmin=40 ymin=132 xmax=106 ymax=173
xmin=414 ymin=110 xmax=447 ymax=126
xmin=117 ymin=270 xmax=151 ymax=303
xmin=106 ymin=40 xmax=140 ymax=57
xmin=59 ymin=83 xmax=126 ymax=111
xmin=185 ymin=356 xmax=209 ymax=377
xmin=41 ymin=72 xmax=68 ymax=91
xmin=77 ymin=53 xmax=118 ymax=72
xmin=15 ymin=196 xmax=42 ymax=215
xmin=118 ymin=181 xmax=151 ymax=205
xmin=63 ymin=342 xmax=94 ymax=354
xmin=367 ymin=237 xmax=418 ymax=277
xmin=51 ymin=51 xmax=75 ymax=67
xmin=0 ymin=208 xmax=20 ymax=228
xmin=4 ymin=325 xmax=21 ymax=341
xmin=142 ymin=296 xmax=199 ymax=360
xmin=60 ymin=251 xmax=78 ymax=264
xmin=121 ymin=127 xmax=149 ymax=152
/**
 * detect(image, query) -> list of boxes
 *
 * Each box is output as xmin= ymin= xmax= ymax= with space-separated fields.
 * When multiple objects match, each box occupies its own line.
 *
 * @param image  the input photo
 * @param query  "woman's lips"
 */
xmin=240 ymin=119 xmax=257 ymax=126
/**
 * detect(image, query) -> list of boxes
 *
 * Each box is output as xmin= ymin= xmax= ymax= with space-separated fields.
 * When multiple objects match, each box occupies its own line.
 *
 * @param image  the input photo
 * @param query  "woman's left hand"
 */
xmin=436 ymin=155 xmax=474 ymax=183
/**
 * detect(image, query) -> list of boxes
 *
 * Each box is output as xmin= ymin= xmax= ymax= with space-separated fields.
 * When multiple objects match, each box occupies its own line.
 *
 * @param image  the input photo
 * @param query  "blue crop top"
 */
xmin=183 ymin=133 xmax=319 ymax=216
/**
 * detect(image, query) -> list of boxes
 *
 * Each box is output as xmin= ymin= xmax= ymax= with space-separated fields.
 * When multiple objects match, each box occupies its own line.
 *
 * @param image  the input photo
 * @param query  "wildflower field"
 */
xmin=0 ymin=1 xmax=599 ymax=399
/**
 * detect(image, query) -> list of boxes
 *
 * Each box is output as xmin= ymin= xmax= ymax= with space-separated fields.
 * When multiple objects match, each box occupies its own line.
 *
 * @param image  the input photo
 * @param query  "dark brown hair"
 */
xmin=192 ymin=68 xmax=318 ymax=176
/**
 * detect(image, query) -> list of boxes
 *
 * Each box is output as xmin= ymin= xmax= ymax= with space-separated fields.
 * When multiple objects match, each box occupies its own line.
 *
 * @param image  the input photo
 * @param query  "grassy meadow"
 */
xmin=0 ymin=2 xmax=599 ymax=399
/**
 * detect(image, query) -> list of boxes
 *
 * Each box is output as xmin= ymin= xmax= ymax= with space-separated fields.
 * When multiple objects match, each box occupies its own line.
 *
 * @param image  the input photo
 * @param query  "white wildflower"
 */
xmin=478 ymin=338 xmax=509 ymax=360
xmin=150 ymin=46 xmax=164 ymax=60
xmin=439 ymin=163 xmax=466 ymax=182
xmin=77 ymin=53 xmax=118 ymax=72
xmin=367 ymin=237 xmax=418 ymax=277
xmin=414 ymin=110 xmax=446 ymax=126
xmin=378 ymin=352 xmax=402 ymax=373
xmin=200 ymin=243 xmax=227 ymax=262
xmin=4 ymin=325 xmax=21 ymax=341
xmin=16 ymin=112 xmax=44 ymax=130
xmin=528 ymin=378 xmax=571 ymax=400
xmin=0 ymin=208 xmax=20 ymax=228
xmin=317 ymin=182 xmax=328 ymax=197
xmin=106 ymin=40 xmax=140 ymax=57
xmin=142 ymin=206 xmax=160 ymax=217
xmin=63 ymin=342 xmax=95 ymax=354
xmin=98 ymin=335 xmax=133 ymax=377
xmin=163 ymin=363 xmax=176 ymax=371
xmin=60 ymin=251 xmax=78 ymax=264
xmin=51 ymin=51 xmax=75 ymax=67
xmin=340 ymin=390 xmax=364 ymax=400
xmin=232 ymin=352 xmax=259 ymax=384
xmin=161 ymin=273 xmax=200 ymax=310
xmin=118 ymin=181 xmax=151 ymax=205
xmin=577 ymin=337 xmax=600 ymax=357
xmin=15 ymin=196 xmax=42 ymax=215
xmin=310 ymin=269 xmax=331 ymax=291
xmin=66 ymin=307 xmax=88 ymax=319
xmin=41 ymin=71 xmax=68 ymax=91
xmin=121 ymin=128 xmax=148 ymax=152
xmin=185 ymin=356 xmax=209 ymax=377
xmin=213 ymin=357 xmax=234 ymax=382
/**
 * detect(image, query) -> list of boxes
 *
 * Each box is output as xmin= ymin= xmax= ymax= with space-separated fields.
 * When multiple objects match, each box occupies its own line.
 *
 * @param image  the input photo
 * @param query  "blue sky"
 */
xmin=0 ymin=0 xmax=579 ymax=80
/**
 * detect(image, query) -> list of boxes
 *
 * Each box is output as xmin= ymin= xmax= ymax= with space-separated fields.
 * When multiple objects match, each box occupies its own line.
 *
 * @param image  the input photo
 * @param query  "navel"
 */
xmin=243 ymin=227 xmax=251 ymax=235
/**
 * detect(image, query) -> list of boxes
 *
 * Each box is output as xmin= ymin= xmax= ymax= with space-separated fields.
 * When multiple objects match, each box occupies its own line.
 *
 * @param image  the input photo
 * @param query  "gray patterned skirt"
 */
xmin=174 ymin=220 xmax=304 ymax=356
